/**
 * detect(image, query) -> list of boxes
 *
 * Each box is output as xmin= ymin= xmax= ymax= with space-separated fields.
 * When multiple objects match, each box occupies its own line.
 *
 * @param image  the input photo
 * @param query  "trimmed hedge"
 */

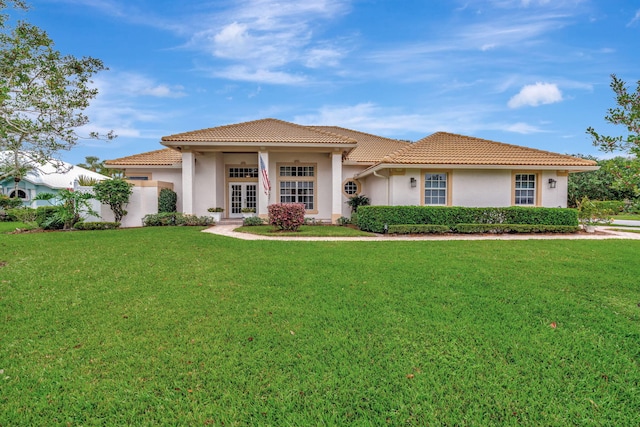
xmin=388 ymin=224 xmax=450 ymax=234
xmin=454 ymin=224 xmax=580 ymax=234
xmin=357 ymin=206 xmax=578 ymax=233
xmin=592 ymin=200 xmax=626 ymax=213
xmin=143 ymin=212 xmax=215 ymax=227
xmin=74 ymin=222 xmax=121 ymax=230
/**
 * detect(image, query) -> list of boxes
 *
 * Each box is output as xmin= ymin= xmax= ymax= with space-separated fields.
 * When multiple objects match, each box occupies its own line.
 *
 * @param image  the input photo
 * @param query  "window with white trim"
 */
xmin=279 ymin=165 xmax=315 ymax=210
xmin=9 ymin=189 xmax=28 ymax=200
xmin=424 ymin=173 xmax=447 ymax=205
xmin=228 ymin=167 xmax=258 ymax=178
xmin=514 ymin=174 xmax=536 ymax=205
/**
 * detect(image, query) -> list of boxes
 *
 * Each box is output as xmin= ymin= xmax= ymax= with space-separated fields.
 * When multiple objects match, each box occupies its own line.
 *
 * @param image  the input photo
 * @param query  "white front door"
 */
xmin=228 ymin=182 xmax=257 ymax=218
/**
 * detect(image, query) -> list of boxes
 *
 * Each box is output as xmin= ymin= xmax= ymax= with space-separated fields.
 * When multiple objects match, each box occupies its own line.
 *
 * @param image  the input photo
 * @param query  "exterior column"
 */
xmin=331 ymin=151 xmax=342 ymax=224
xmin=182 ymin=151 xmax=195 ymax=214
xmin=258 ymin=151 xmax=270 ymax=219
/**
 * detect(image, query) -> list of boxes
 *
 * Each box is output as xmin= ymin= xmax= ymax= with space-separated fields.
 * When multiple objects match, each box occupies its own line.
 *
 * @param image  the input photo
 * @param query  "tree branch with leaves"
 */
xmin=0 ymin=1 xmax=114 ymax=189
xmin=587 ymin=74 xmax=640 ymax=195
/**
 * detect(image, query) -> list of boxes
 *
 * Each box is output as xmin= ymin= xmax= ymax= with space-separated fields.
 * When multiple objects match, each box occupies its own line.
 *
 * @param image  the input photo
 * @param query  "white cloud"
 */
xmin=97 ymin=72 xmax=187 ymax=99
xmin=293 ymin=102 xmax=547 ymax=138
xmin=505 ymin=122 xmax=545 ymax=133
xmin=628 ymin=9 xmax=640 ymax=27
xmin=184 ymin=0 xmax=352 ymax=83
xmin=211 ymin=66 xmax=307 ymax=85
xmin=508 ymin=82 xmax=563 ymax=108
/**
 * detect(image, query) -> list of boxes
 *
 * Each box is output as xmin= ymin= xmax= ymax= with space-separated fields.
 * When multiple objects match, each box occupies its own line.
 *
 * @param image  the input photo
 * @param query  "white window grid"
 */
xmin=515 ymin=174 xmax=536 ymax=205
xmin=424 ymin=173 xmax=447 ymax=205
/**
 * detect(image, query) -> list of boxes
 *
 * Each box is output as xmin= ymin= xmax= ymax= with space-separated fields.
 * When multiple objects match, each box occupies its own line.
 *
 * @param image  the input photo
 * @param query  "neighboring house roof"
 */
xmin=355 ymin=132 xmax=597 ymax=177
xmin=0 ymin=152 xmax=109 ymax=189
xmin=309 ymin=126 xmax=410 ymax=163
xmin=105 ymin=148 xmax=181 ymax=166
xmin=161 ymin=118 xmax=358 ymax=146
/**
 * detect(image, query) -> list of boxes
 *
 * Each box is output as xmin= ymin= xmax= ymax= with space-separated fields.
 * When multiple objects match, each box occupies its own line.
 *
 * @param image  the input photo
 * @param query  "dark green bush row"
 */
xmin=6 ymin=208 xmax=37 ymax=223
xmin=454 ymin=224 xmax=580 ymax=234
xmin=36 ymin=206 xmax=64 ymax=230
xmin=592 ymin=200 xmax=626 ymax=213
xmin=143 ymin=212 xmax=215 ymax=227
xmin=74 ymin=222 xmax=121 ymax=230
xmin=357 ymin=206 xmax=578 ymax=233
xmin=388 ymin=224 xmax=450 ymax=234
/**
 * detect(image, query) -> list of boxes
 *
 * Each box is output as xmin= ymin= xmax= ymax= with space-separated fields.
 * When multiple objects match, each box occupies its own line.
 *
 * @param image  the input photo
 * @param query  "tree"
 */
xmin=567 ymin=155 xmax=637 ymax=206
xmin=587 ymin=74 xmax=640 ymax=194
xmin=93 ymin=178 xmax=133 ymax=223
xmin=77 ymin=156 xmax=104 ymax=173
xmin=0 ymin=1 xmax=113 ymax=190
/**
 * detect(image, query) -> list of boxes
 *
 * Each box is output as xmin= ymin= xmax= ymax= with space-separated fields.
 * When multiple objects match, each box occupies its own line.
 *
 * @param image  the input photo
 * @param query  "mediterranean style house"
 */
xmin=105 ymin=118 xmax=598 ymax=223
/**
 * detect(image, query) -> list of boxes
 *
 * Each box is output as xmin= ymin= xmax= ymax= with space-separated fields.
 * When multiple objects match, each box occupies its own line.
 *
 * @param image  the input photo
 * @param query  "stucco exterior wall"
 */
xmin=362 ymin=172 xmax=389 ymax=209
xmin=451 ymin=170 xmax=512 ymax=207
xmin=390 ymin=169 xmax=421 ymax=206
xmin=268 ymin=152 xmax=332 ymax=219
xmin=341 ymin=165 xmax=367 ymax=217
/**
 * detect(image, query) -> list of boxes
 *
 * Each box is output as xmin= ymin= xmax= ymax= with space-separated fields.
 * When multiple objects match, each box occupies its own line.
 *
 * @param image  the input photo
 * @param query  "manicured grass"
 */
xmin=0 ymin=221 xmax=29 ymax=233
xmin=1 ymin=227 xmax=640 ymax=425
xmin=613 ymin=214 xmax=640 ymax=220
xmin=236 ymin=224 xmax=375 ymax=237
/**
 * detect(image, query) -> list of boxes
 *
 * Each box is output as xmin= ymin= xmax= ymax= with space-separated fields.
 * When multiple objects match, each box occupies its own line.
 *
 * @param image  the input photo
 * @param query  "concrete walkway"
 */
xmin=202 ymin=224 xmax=640 ymax=241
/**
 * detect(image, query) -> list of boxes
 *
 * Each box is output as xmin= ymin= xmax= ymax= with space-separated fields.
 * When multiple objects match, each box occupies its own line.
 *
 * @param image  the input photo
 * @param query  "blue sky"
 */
xmin=13 ymin=0 xmax=640 ymax=164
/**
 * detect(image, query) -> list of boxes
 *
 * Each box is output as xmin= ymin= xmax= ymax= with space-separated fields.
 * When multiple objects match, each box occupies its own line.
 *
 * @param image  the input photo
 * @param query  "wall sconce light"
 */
xmin=410 ymin=177 xmax=417 ymax=188
xmin=548 ymin=178 xmax=557 ymax=189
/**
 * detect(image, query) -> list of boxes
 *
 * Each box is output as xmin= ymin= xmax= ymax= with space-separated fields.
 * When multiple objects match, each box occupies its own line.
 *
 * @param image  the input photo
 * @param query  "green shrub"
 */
xmin=592 ymin=200 xmax=626 ymax=213
xmin=74 ymin=222 xmax=121 ymax=230
xmin=357 ymin=206 xmax=579 ymax=233
xmin=93 ymin=178 xmax=133 ymax=222
xmin=336 ymin=216 xmax=351 ymax=226
xmin=243 ymin=216 xmax=265 ymax=226
xmin=388 ymin=224 xmax=450 ymax=234
xmin=143 ymin=212 xmax=214 ymax=227
xmin=35 ymin=206 xmax=64 ymax=230
xmin=0 ymin=195 xmax=24 ymax=210
xmin=350 ymin=212 xmax=359 ymax=227
xmin=6 ymin=207 xmax=37 ymax=223
xmin=454 ymin=224 xmax=580 ymax=234
xmin=158 ymin=188 xmax=177 ymax=213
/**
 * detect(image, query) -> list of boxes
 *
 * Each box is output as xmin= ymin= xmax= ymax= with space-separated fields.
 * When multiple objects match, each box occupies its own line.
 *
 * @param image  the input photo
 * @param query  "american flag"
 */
xmin=259 ymin=154 xmax=271 ymax=196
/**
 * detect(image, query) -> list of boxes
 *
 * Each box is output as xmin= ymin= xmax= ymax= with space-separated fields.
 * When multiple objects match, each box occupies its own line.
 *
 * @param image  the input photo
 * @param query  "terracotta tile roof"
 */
xmin=309 ymin=126 xmax=410 ymax=163
xmin=379 ymin=132 xmax=598 ymax=167
xmin=161 ymin=118 xmax=357 ymax=145
xmin=105 ymin=148 xmax=181 ymax=166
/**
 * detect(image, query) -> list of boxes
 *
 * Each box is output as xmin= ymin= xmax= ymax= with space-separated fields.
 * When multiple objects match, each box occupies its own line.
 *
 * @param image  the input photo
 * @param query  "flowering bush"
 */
xmin=268 ymin=203 xmax=305 ymax=231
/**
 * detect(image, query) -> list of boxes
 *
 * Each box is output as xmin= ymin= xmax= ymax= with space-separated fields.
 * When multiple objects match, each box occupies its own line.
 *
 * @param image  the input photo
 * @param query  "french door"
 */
xmin=228 ymin=182 xmax=257 ymax=218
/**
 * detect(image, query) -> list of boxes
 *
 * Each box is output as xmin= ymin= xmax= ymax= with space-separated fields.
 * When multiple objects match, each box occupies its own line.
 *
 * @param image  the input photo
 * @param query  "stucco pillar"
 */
xmin=182 ymin=151 xmax=195 ymax=214
xmin=331 ymin=151 xmax=342 ymax=224
xmin=258 ymin=151 xmax=270 ymax=219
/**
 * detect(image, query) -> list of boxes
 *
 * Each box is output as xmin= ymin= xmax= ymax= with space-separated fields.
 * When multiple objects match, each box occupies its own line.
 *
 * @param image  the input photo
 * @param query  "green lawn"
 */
xmin=1 ymin=226 xmax=639 ymax=425
xmin=613 ymin=214 xmax=640 ymax=220
xmin=236 ymin=224 xmax=375 ymax=237
xmin=0 ymin=221 xmax=29 ymax=233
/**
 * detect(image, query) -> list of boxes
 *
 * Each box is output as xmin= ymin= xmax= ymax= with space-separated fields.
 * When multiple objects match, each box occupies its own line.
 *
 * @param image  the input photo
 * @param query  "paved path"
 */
xmin=611 ymin=219 xmax=640 ymax=228
xmin=202 ymin=224 xmax=640 ymax=241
